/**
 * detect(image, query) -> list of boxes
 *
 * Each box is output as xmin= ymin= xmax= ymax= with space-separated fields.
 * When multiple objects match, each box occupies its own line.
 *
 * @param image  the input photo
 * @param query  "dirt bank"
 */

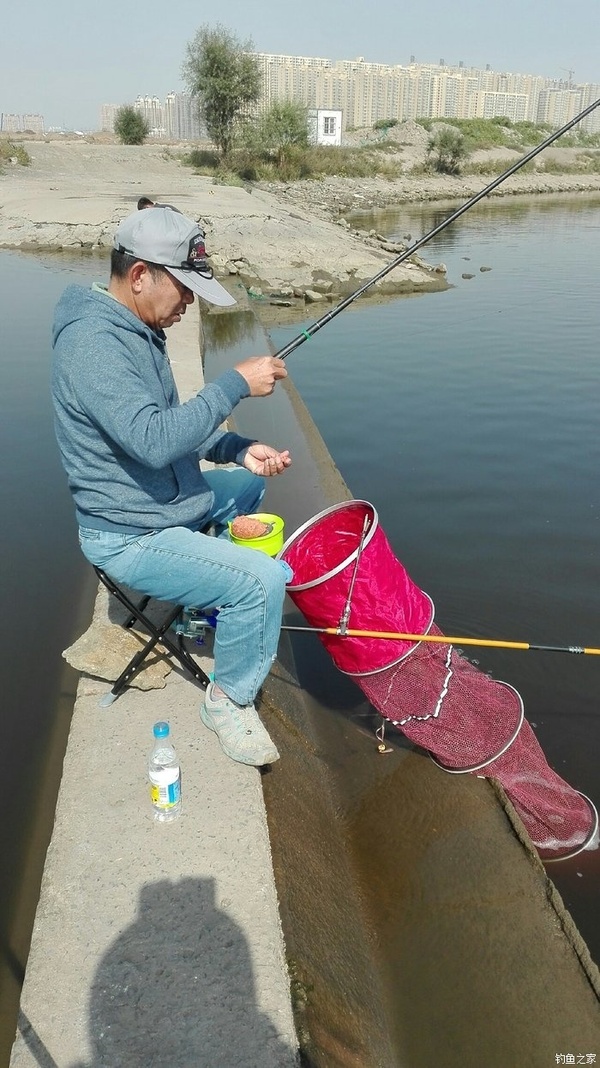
xmin=4 ymin=137 xmax=600 ymax=322
xmin=0 ymin=141 xmax=448 ymax=318
xmin=258 ymin=166 xmax=600 ymax=224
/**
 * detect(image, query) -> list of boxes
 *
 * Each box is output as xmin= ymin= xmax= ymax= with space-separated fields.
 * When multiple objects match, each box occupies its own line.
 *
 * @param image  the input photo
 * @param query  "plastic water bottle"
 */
xmin=148 ymin=721 xmax=182 ymax=822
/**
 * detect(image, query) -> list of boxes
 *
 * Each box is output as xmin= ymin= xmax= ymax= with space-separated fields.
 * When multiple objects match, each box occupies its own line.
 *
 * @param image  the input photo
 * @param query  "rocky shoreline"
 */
xmin=1 ymin=140 xmax=600 ymax=324
xmin=258 ymin=168 xmax=600 ymax=223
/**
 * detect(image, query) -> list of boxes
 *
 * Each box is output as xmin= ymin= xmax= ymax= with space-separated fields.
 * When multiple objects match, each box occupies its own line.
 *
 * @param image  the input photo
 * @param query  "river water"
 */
xmin=268 ymin=193 xmax=600 ymax=966
xmin=0 ymin=251 xmax=99 ymax=1064
xmin=1 ymin=194 xmax=599 ymax=1062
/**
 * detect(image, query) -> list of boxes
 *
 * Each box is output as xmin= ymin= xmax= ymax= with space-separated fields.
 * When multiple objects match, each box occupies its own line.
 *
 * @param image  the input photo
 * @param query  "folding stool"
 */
xmin=93 ymin=566 xmax=211 ymax=706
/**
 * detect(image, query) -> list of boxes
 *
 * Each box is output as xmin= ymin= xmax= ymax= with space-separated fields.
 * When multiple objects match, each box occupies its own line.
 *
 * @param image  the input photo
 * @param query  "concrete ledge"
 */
xmin=9 ymin=302 xmax=299 ymax=1067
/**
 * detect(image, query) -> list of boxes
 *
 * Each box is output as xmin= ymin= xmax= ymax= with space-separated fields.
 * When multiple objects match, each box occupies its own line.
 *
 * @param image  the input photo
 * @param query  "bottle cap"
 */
xmin=153 ymin=721 xmax=170 ymax=738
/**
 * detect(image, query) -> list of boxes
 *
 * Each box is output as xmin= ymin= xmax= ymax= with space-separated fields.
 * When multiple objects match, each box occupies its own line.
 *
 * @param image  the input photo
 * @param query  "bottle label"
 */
xmin=149 ymin=767 xmax=181 ymax=809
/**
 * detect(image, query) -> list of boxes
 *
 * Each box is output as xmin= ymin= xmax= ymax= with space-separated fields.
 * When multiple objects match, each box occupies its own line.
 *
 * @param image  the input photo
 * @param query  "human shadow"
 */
xmin=69 ymin=877 xmax=298 ymax=1068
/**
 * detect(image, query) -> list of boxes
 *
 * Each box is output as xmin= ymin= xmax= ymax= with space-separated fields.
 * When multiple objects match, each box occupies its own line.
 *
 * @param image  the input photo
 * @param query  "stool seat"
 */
xmin=93 ymin=567 xmax=211 ymax=705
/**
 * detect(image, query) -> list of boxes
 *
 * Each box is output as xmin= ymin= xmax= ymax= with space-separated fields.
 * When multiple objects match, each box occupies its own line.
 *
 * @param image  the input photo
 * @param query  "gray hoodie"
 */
xmin=52 ymin=284 xmax=255 ymax=532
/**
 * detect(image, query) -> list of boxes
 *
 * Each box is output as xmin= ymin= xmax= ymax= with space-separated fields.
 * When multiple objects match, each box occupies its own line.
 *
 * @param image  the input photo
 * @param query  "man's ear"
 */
xmin=129 ymin=260 xmax=150 ymax=293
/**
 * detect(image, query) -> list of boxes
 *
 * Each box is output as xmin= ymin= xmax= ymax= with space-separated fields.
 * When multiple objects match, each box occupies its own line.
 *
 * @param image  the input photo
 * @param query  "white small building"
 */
xmin=308 ymin=108 xmax=343 ymax=146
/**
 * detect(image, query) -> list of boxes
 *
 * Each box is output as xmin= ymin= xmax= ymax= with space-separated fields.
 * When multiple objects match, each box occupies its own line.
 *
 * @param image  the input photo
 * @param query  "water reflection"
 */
xmin=202 ymin=309 xmax=258 ymax=353
xmin=350 ymin=191 xmax=600 ymax=249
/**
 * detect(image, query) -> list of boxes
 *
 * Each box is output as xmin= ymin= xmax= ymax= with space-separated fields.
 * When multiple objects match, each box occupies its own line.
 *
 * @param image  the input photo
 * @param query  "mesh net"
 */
xmin=357 ymin=624 xmax=524 ymax=772
xmin=483 ymin=720 xmax=597 ymax=862
xmin=280 ymin=502 xmax=598 ymax=861
xmin=357 ymin=637 xmax=596 ymax=860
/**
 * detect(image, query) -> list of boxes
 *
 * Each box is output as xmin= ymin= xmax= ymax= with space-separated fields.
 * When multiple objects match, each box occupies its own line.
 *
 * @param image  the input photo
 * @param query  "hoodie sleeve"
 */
xmin=56 ymin=319 xmax=253 ymax=469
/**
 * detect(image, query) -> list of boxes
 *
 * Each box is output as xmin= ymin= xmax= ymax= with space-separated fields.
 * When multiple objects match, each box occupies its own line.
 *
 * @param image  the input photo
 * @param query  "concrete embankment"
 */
xmin=8 ymin=301 xmax=299 ymax=1068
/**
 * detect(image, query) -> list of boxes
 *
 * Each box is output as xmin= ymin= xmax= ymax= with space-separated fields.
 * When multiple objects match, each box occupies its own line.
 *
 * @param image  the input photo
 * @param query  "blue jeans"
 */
xmin=78 ymin=469 xmax=289 ymax=705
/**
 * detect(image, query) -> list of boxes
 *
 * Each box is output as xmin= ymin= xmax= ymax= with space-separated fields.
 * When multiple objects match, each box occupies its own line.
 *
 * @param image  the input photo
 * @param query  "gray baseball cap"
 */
xmin=113 ymin=206 xmax=236 ymax=307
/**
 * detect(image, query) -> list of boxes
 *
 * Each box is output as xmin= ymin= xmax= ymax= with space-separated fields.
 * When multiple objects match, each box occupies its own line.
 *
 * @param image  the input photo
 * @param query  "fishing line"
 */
xmin=273 ymin=97 xmax=600 ymax=362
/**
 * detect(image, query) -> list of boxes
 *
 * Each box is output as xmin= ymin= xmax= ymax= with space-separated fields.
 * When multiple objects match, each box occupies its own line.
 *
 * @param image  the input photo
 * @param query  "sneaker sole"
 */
xmin=200 ymin=703 xmax=280 ymax=766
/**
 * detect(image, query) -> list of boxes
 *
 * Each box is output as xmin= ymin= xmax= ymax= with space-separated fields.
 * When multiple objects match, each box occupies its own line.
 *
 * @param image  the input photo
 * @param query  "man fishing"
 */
xmin=52 ymin=205 xmax=291 ymax=767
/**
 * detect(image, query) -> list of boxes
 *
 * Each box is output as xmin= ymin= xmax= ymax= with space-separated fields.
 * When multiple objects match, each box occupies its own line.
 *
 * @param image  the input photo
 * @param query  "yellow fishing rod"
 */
xmin=281 ymin=624 xmax=600 ymax=656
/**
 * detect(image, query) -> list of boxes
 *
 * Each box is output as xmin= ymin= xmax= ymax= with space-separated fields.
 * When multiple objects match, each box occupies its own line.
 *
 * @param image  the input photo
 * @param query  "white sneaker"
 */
xmin=200 ymin=684 xmax=280 ymax=766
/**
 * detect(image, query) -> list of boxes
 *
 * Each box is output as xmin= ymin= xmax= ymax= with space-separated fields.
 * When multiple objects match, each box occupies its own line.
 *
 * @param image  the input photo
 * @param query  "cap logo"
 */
xmin=186 ymin=233 xmax=213 ymax=278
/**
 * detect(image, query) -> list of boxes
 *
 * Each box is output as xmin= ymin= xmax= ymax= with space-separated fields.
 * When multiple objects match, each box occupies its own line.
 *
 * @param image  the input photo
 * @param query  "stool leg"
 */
xmin=94 ymin=569 xmax=211 ymax=705
xmin=123 ymin=595 xmax=151 ymax=629
xmin=99 ymin=602 xmax=185 ymax=706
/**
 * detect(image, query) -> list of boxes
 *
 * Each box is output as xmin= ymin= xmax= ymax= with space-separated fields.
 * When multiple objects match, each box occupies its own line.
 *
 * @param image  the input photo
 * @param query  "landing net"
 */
xmin=279 ymin=501 xmax=598 ymax=861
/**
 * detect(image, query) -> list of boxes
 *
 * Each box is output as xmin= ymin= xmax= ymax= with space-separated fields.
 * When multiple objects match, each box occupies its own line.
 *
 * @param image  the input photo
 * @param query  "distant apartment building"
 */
xmin=134 ymin=95 xmax=165 ymax=137
xmin=101 ymin=93 xmax=205 ymax=140
xmin=164 ymin=92 xmax=206 ymax=140
xmin=101 ymin=104 xmax=119 ymax=133
xmin=1 ymin=112 xmax=44 ymax=133
xmin=254 ymin=53 xmax=600 ymax=133
xmin=1 ymin=114 xmax=21 ymax=133
xmin=99 ymin=61 xmax=599 ymax=143
xmin=578 ymin=84 xmax=600 ymax=133
xmin=22 ymin=113 xmax=45 ymax=133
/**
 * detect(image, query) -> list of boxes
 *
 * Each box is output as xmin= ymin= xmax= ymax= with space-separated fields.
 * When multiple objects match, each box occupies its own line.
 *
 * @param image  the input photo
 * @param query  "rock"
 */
xmin=63 ymin=621 xmax=171 ymax=690
xmin=304 ymin=289 xmax=326 ymax=303
xmin=266 ymin=284 xmax=294 ymax=298
xmin=209 ymin=252 xmax=229 ymax=270
xmin=379 ymin=242 xmax=405 ymax=254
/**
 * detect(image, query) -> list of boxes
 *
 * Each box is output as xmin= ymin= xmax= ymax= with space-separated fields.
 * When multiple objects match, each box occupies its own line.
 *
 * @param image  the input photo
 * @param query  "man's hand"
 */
xmin=235 ymin=355 xmax=287 ymax=396
xmin=243 ymin=443 xmax=292 ymax=477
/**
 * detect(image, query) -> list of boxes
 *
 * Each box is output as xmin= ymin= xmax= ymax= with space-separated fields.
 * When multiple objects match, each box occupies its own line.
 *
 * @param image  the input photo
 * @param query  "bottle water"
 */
xmin=148 ymin=721 xmax=181 ymax=822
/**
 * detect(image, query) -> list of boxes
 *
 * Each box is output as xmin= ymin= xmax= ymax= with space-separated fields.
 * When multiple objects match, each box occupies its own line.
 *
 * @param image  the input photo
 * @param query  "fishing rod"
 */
xmin=274 ymin=96 xmax=600 ymax=362
xmin=281 ymin=624 xmax=600 ymax=656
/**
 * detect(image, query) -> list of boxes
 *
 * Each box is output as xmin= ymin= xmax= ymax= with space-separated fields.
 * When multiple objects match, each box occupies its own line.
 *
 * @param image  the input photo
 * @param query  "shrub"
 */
xmin=185 ymin=147 xmax=220 ymax=169
xmin=114 ymin=106 xmax=149 ymax=145
xmin=427 ymin=125 xmax=468 ymax=173
xmin=0 ymin=140 xmax=31 ymax=167
xmin=181 ymin=138 xmax=404 ymax=182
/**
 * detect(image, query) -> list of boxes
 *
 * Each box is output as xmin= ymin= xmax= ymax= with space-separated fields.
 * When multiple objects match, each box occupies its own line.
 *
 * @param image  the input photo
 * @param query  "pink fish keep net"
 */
xmin=279 ymin=500 xmax=598 ymax=861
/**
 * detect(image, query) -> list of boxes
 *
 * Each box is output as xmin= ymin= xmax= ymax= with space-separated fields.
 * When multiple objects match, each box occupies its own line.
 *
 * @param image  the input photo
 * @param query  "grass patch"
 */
xmin=415 ymin=116 xmax=570 ymax=153
xmin=0 ymin=140 xmax=31 ymax=167
xmin=463 ymin=151 xmax=600 ymax=176
xmin=181 ymin=141 xmax=405 ymax=182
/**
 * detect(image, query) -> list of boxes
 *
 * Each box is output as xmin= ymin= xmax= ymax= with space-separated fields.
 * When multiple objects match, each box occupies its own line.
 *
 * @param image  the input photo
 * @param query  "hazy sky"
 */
xmin=2 ymin=0 xmax=599 ymax=130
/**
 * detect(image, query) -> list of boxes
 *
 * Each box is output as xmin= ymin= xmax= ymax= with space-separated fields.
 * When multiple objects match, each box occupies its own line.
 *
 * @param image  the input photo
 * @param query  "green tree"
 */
xmin=182 ymin=24 xmax=261 ymax=160
xmin=255 ymin=100 xmax=309 ymax=167
xmin=114 ymin=106 xmax=150 ymax=145
xmin=427 ymin=125 xmax=468 ymax=174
